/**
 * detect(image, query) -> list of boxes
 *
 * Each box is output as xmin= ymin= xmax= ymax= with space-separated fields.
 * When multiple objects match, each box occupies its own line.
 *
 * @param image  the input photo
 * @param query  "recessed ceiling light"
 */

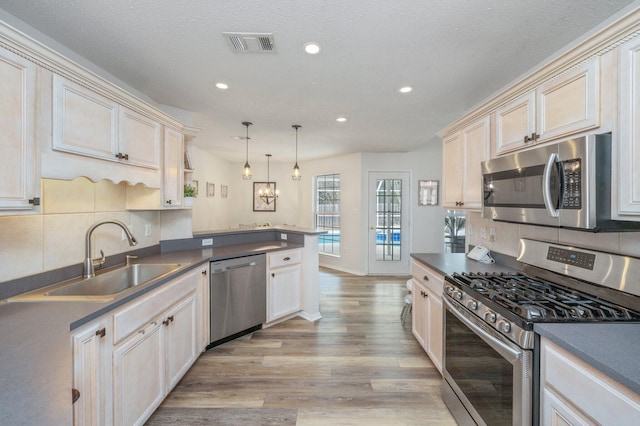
xmin=215 ymin=82 xmax=229 ymax=90
xmin=336 ymin=117 xmax=347 ymax=122
xmin=304 ymin=42 xmax=321 ymax=55
xmin=399 ymin=86 xmax=413 ymax=93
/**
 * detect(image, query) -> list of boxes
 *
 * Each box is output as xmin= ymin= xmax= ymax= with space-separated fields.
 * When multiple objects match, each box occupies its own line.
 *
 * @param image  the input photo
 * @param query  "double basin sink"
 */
xmin=9 ymin=263 xmax=182 ymax=302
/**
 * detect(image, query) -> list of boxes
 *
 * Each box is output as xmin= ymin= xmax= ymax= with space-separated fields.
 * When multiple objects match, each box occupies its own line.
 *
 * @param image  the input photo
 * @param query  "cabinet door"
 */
xmin=165 ymin=293 xmax=198 ymax=391
xmin=411 ymin=280 xmax=428 ymax=349
xmin=536 ymin=59 xmax=599 ymax=142
xmin=119 ymin=107 xmax=161 ymax=169
xmin=53 ymin=75 xmax=119 ymax=160
xmin=542 ymin=387 xmax=597 ymax=426
xmin=113 ymin=320 xmax=165 ymax=426
xmin=0 ymin=48 xmax=37 ymax=210
xmin=425 ymin=289 xmax=443 ymax=374
xmin=495 ymin=91 xmax=536 ymax=155
xmin=197 ymin=266 xmax=210 ymax=351
xmin=268 ymin=264 xmax=302 ymax=322
xmin=617 ymin=38 xmax=640 ymax=218
xmin=442 ymin=132 xmax=463 ymax=209
xmin=461 ymin=116 xmax=490 ymax=210
xmin=72 ymin=320 xmax=112 ymax=426
xmin=163 ymin=127 xmax=183 ymax=208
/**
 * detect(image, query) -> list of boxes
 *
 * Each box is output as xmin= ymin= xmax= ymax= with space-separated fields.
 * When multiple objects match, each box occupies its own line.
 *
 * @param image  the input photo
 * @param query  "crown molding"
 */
xmin=438 ymin=5 xmax=640 ymax=137
xmin=0 ymin=18 xmax=184 ymax=130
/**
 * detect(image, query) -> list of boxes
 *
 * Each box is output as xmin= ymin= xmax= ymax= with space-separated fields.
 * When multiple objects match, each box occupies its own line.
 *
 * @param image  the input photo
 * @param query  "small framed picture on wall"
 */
xmin=418 ymin=180 xmax=439 ymax=206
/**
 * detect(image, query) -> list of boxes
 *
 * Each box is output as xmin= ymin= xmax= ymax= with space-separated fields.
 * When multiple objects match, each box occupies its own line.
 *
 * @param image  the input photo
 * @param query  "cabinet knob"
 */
xmin=166 ymin=200 xmax=172 ymax=205
xmin=202 ymin=270 xmax=207 ymax=276
xmin=423 ymin=275 xmax=429 ymax=281
xmin=72 ymin=389 xmax=80 ymax=404
xmin=163 ymin=319 xmax=170 ymax=326
xmin=271 ymin=273 xmax=275 ymax=278
xmin=283 ymin=257 xmax=291 ymax=261
xmin=168 ymin=315 xmax=174 ymax=323
xmin=95 ymin=328 xmax=106 ymax=338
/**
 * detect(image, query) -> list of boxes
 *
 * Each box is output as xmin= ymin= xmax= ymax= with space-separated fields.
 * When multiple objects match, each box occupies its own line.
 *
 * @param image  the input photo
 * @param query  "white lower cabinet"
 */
xmin=411 ymin=260 xmax=444 ymax=374
xmin=72 ymin=266 xmax=202 ymax=426
xmin=267 ymin=249 xmax=302 ymax=323
xmin=113 ymin=319 xmax=165 ymax=426
xmin=540 ymin=338 xmax=640 ymax=426
xmin=72 ymin=319 xmax=112 ymax=426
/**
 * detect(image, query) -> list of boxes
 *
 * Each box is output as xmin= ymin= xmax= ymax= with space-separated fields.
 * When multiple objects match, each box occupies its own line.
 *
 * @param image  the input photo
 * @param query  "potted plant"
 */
xmin=445 ymin=213 xmax=466 ymax=253
xmin=183 ymin=183 xmax=197 ymax=207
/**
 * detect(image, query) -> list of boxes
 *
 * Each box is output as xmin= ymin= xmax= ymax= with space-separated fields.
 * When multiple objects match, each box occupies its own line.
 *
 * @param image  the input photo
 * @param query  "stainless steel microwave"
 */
xmin=481 ymin=133 xmax=640 ymax=232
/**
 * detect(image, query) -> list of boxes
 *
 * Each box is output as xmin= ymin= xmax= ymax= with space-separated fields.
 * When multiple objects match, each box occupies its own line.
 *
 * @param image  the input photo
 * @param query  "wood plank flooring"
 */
xmin=146 ymin=268 xmax=456 ymax=425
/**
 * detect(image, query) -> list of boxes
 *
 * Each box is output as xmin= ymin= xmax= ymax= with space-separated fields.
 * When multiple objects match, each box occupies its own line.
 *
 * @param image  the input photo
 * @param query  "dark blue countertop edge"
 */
xmin=411 ymin=252 xmax=640 ymax=398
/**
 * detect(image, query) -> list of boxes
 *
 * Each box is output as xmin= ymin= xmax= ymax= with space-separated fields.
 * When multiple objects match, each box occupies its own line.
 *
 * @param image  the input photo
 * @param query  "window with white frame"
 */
xmin=315 ymin=174 xmax=340 ymax=255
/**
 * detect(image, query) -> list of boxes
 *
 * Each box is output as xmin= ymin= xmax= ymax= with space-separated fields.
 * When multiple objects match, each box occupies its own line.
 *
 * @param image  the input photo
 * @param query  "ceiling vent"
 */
xmin=223 ymin=32 xmax=276 ymax=53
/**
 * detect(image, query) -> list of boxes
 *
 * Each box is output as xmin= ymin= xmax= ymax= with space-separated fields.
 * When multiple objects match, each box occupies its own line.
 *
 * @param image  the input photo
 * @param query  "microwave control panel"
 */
xmin=561 ymin=159 xmax=581 ymax=209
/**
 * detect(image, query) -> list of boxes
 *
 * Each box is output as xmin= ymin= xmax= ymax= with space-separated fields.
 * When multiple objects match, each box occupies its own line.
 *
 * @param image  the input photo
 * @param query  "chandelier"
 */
xmin=242 ymin=121 xmax=252 ymax=180
xmin=292 ymin=124 xmax=302 ymax=181
xmin=259 ymin=154 xmax=279 ymax=205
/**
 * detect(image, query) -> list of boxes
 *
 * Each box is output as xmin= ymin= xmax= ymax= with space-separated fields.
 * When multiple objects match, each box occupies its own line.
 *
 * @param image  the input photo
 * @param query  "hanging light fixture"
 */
xmin=242 ymin=121 xmax=252 ymax=180
xmin=292 ymin=124 xmax=302 ymax=181
xmin=259 ymin=154 xmax=279 ymax=205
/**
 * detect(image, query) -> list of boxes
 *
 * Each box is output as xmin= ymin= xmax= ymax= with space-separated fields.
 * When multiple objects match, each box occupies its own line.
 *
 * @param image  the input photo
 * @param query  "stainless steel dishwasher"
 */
xmin=209 ymin=254 xmax=266 ymax=346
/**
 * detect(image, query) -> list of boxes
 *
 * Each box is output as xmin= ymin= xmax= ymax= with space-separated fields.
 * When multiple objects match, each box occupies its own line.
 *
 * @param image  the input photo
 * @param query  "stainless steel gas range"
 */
xmin=441 ymin=239 xmax=640 ymax=426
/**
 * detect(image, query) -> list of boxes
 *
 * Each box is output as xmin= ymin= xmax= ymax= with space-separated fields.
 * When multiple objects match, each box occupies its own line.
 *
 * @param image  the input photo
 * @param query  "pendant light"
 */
xmin=242 ymin=121 xmax=252 ymax=180
xmin=292 ymin=124 xmax=302 ymax=181
xmin=259 ymin=154 xmax=279 ymax=205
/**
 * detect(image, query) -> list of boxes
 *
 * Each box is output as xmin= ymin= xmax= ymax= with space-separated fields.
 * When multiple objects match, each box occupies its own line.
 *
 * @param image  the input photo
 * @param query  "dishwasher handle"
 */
xmin=215 ymin=262 xmax=256 ymax=272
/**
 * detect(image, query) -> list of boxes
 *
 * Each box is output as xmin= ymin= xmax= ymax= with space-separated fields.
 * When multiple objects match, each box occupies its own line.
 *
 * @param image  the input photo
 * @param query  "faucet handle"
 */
xmin=92 ymin=250 xmax=106 ymax=268
xmin=126 ymin=255 xmax=138 ymax=266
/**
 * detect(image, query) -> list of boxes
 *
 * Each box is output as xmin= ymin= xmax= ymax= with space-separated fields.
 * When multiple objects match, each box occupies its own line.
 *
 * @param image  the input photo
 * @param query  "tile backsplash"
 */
xmin=0 ymin=178 xmax=166 ymax=283
xmin=467 ymin=212 xmax=640 ymax=258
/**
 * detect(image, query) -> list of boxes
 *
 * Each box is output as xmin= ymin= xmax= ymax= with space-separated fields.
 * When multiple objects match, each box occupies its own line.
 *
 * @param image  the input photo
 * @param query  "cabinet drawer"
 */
xmin=412 ymin=261 xmax=443 ymax=296
xmin=113 ymin=271 xmax=196 ymax=344
xmin=268 ymin=249 xmax=301 ymax=269
xmin=541 ymin=339 xmax=640 ymax=425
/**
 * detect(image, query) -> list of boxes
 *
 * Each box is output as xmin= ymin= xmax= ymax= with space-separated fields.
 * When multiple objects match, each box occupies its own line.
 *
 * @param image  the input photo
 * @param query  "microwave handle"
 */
xmin=542 ymin=153 xmax=560 ymax=218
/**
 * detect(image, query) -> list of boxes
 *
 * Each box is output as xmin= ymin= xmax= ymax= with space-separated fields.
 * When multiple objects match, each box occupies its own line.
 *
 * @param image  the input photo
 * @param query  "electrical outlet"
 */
xmin=145 ymin=224 xmax=151 ymax=237
xmin=480 ymin=226 xmax=487 ymax=240
xmin=202 ymin=238 xmax=213 ymax=246
xmin=280 ymin=233 xmax=287 ymax=240
xmin=488 ymin=227 xmax=496 ymax=242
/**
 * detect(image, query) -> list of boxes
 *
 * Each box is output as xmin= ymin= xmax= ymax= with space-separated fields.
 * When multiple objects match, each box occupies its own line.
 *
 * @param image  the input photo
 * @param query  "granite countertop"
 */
xmin=0 ymin=240 xmax=301 ymax=426
xmin=412 ymin=252 xmax=640 ymax=398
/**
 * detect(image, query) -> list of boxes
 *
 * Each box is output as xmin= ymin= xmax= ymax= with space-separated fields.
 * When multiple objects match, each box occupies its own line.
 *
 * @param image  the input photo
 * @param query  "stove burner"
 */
xmin=450 ymin=272 xmax=640 ymax=323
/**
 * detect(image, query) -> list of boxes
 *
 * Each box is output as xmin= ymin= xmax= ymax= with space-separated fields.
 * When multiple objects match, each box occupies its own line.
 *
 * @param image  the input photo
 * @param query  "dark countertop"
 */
xmin=412 ymin=252 xmax=640 ymax=398
xmin=193 ymin=225 xmax=327 ymax=237
xmin=0 ymin=240 xmax=300 ymax=426
xmin=535 ymin=323 xmax=640 ymax=395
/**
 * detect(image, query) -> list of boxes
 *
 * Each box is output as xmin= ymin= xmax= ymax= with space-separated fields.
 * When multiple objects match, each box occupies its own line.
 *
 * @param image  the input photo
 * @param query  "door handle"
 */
xmin=542 ymin=152 xmax=560 ymax=218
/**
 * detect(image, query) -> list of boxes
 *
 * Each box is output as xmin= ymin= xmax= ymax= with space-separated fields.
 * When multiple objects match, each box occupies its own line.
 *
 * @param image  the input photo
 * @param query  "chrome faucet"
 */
xmin=84 ymin=220 xmax=138 ymax=278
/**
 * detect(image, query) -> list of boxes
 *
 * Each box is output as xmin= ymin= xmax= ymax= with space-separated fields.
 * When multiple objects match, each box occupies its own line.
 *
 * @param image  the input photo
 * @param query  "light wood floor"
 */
xmin=146 ymin=268 xmax=456 ymax=425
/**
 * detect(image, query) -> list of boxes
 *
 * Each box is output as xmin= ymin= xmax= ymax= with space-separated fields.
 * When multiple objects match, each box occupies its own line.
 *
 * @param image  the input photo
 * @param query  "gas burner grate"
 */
xmin=450 ymin=272 xmax=640 ymax=323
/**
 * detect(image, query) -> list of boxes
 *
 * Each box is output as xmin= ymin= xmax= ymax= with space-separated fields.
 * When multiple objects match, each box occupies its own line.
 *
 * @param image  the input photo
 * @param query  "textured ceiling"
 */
xmin=0 ymin=0 xmax=636 ymax=162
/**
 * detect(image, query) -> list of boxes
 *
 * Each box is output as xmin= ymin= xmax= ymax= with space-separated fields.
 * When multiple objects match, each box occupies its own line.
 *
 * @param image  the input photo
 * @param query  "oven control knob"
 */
xmin=453 ymin=290 xmax=463 ymax=301
xmin=484 ymin=311 xmax=497 ymax=323
xmin=498 ymin=320 xmax=511 ymax=333
xmin=466 ymin=300 xmax=478 ymax=310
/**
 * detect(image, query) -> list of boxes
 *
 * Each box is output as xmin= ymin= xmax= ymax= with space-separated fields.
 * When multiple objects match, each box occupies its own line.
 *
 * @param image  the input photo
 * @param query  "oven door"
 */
xmin=442 ymin=297 xmax=534 ymax=426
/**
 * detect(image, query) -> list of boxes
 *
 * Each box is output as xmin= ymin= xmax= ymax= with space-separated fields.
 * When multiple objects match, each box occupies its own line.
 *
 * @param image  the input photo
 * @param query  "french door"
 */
xmin=368 ymin=172 xmax=410 ymax=274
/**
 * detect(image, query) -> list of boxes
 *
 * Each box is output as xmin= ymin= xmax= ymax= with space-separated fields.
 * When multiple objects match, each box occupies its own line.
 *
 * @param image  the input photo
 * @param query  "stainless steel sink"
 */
xmin=8 ymin=263 xmax=182 ymax=302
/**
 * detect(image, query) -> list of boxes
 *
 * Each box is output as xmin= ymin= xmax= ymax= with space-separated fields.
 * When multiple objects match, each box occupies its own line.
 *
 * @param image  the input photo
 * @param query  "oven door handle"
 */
xmin=444 ymin=297 xmax=522 ymax=364
xmin=542 ymin=152 xmax=561 ymax=218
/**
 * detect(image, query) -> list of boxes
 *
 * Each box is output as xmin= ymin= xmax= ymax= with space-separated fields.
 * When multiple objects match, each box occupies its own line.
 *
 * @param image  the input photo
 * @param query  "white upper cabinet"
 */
xmin=162 ymin=127 xmax=183 ymax=208
xmin=53 ymin=75 xmax=160 ymax=170
xmin=0 ymin=47 xmax=38 ymax=211
xmin=536 ymin=59 xmax=600 ymax=141
xmin=616 ymin=37 xmax=640 ymax=219
xmin=494 ymin=91 xmax=536 ymax=155
xmin=442 ymin=116 xmax=490 ymax=211
xmin=53 ymin=75 xmax=119 ymax=160
xmin=119 ymin=107 xmax=161 ymax=169
xmin=494 ymin=59 xmax=600 ymax=156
